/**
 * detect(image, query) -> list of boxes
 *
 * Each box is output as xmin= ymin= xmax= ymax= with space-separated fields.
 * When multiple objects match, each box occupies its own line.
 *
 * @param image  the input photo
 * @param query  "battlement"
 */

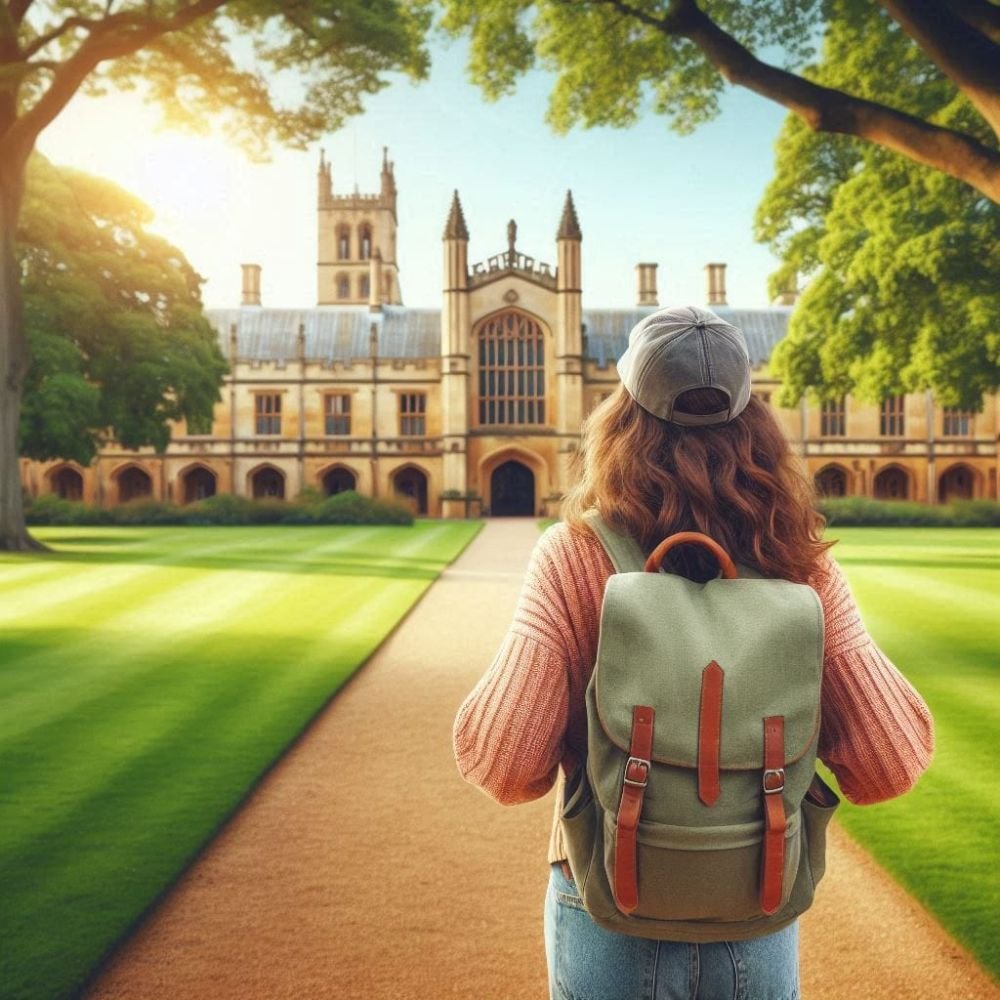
xmin=320 ymin=193 xmax=387 ymax=209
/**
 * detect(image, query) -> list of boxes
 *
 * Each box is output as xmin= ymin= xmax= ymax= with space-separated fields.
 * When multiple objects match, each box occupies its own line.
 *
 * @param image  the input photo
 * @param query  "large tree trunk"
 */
xmin=0 ymin=155 xmax=49 ymax=552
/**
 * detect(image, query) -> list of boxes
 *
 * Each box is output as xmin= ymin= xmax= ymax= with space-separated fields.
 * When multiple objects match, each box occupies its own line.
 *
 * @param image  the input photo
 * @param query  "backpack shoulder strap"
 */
xmin=582 ymin=509 xmax=647 ymax=574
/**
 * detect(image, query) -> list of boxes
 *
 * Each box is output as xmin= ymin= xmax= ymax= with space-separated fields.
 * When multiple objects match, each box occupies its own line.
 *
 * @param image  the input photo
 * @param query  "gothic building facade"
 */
xmin=19 ymin=151 xmax=999 ymax=517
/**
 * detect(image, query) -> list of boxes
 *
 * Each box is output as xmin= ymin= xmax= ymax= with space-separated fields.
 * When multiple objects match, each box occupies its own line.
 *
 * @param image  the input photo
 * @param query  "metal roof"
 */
xmin=206 ymin=304 xmax=792 ymax=366
xmin=206 ymin=306 xmax=440 ymax=362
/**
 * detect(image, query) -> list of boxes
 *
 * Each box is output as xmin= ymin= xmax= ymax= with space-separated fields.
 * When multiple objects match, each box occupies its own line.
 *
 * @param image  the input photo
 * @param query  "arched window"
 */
xmin=874 ymin=466 xmax=909 ymax=499
xmin=336 ymin=273 xmax=350 ymax=300
xmin=477 ymin=311 xmax=545 ymax=425
xmin=815 ymin=465 xmax=848 ymax=497
xmin=336 ymin=226 xmax=350 ymax=260
xmin=359 ymin=275 xmax=370 ymax=300
xmin=359 ymin=224 xmax=372 ymax=260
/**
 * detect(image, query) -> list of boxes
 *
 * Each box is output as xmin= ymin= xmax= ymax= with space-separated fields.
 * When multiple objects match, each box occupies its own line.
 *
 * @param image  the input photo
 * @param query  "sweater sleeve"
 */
xmin=812 ymin=553 xmax=935 ymax=805
xmin=452 ymin=525 xmax=577 ymax=806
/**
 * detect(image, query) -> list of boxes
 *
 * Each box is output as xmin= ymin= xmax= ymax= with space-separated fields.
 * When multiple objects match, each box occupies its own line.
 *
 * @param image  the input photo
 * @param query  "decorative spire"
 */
xmin=317 ymin=148 xmax=332 ymax=208
xmin=443 ymin=189 xmax=469 ymax=240
xmin=557 ymin=189 xmax=582 ymax=241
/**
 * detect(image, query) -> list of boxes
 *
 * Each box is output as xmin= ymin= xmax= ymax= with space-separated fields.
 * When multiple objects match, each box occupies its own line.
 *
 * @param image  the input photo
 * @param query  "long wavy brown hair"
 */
xmin=561 ymin=384 xmax=835 ymax=585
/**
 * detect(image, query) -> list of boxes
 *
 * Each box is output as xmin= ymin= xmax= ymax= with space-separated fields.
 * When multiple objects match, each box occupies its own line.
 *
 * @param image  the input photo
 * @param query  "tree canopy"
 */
xmin=438 ymin=0 xmax=1000 ymax=203
xmin=755 ymin=6 xmax=1000 ymax=410
xmin=18 ymin=154 xmax=229 ymax=464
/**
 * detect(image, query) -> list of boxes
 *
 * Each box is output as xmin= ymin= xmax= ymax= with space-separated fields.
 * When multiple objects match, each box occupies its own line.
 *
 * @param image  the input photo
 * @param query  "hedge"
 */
xmin=24 ymin=490 xmax=414 ymax=527
xmin=818 ymin=497 xmax=1000 ymax=527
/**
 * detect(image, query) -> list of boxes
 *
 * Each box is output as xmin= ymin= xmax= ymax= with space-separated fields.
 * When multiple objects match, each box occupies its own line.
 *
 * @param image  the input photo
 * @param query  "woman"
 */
xmin=453 ymin=305 xmax=934 ymax=1000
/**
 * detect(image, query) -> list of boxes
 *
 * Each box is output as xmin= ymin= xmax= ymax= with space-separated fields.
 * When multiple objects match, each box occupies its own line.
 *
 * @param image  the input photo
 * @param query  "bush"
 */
xmin=109 ymin=499 xmax=188 ymax=525
xmin=25 ymin=490 xmax=414 ymax=526
xmin=179 ymin=493 xmax=258 ymax=525
xmin=819 ymin=497 xmax=1000 ymax=527
xmin=314 ymin=490 xmax=413 ymax=525
xmin=25 ymin=494 xmax=112 ymax=525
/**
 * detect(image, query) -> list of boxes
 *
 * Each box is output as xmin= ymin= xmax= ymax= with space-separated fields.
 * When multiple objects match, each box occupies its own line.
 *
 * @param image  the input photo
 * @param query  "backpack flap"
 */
xmin=592 ymin=570 xmax=824 ymax=805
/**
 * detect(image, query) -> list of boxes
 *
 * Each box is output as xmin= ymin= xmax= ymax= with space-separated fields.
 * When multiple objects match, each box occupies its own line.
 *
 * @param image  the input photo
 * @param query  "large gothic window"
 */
xmin=477 ymin=311 xmax=545 ymax=425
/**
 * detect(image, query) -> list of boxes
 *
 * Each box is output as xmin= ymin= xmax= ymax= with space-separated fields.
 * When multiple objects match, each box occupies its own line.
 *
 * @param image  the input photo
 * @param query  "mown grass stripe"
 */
xmin=0 ymin=522 xmax=482 ymax=1000
xmin=825 ymin=527 xmax=999 ymax=981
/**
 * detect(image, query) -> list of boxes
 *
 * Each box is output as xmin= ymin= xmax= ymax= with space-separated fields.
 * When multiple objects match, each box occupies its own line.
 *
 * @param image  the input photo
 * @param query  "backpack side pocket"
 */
xmin=561 ymin=765 xmax=600 ymax=902
xmin=801 ymin=772 xmax=840 ymax=891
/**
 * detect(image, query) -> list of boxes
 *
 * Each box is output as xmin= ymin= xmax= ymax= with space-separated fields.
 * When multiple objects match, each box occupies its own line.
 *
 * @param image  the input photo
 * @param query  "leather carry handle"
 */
xmin=644 ymin=531 xmax=739 ymax=579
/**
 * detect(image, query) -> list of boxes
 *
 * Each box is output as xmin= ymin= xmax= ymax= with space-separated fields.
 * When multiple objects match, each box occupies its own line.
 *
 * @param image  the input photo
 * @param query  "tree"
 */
xmin=438 ymin=0 xmax=1000 ymax=202
xmin=0 ymin=1 xmax=430 ymax=551
xmin=755 ymin=9 xmax=1000 ymax=410
xmin=19 ymin=154 xmax=229 ymax=467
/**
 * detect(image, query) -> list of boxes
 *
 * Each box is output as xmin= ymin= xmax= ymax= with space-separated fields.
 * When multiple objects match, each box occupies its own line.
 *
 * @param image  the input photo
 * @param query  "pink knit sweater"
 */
xmin=453 ymin=521 xmax=935 ymax=863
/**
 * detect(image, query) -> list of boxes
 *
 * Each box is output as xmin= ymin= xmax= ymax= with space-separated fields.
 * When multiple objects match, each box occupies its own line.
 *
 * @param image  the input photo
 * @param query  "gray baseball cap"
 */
xmin=616 ymin=305 xmax=752 ymax=425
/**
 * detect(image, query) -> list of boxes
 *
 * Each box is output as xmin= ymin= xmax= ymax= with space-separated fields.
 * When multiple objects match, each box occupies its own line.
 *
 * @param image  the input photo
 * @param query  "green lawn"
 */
xmin=819 ymin=528 xmax=999 ymax=982
xmin=0 ymin=522 xmax=481 ymax=1000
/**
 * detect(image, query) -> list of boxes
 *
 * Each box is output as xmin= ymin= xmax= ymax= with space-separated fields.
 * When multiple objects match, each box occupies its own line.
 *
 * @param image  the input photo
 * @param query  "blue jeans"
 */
xmin=544 ymin=863 xmax=800 ymax=1000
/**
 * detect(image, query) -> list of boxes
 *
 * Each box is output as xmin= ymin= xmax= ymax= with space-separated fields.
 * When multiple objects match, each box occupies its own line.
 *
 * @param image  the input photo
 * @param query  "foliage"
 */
xmin=8 ymin=1 xmax=432 ymax=162
xmin=436 ymin=1 xmax=1000 ymax=204
xmin=755 ymin=6 xmax=1000 ymax=409
xmin=24 ymin=490 xmax=416 ymax=526
xmin=17 ymin=154 xmax=230 ymax=463
xmin=438 ymin=0 xmax=819 ymax=133
xmin=819 ymin=497 xmax=1000 ymax=528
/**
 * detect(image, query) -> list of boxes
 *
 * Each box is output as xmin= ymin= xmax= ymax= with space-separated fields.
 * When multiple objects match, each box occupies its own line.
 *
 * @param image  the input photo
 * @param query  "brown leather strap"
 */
xmin=644 ymin=531 xmax=739 ymax=578
xmin=613 ymin=705 xmax=655 ymax=914
xmin=698 ymin=661 xmax=724 ymax=806
xmin=760 ymin=715 xmax=787 ymax=915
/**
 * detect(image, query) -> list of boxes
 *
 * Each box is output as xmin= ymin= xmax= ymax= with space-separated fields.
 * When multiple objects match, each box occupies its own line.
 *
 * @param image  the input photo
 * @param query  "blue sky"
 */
xmin=38 ymin=33 xmax=792 ymax=311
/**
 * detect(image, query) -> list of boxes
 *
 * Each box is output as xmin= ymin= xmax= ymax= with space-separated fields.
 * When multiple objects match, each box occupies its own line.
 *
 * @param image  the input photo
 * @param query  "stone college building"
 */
xmin=20 ymin=150 xmax=999 ymax=517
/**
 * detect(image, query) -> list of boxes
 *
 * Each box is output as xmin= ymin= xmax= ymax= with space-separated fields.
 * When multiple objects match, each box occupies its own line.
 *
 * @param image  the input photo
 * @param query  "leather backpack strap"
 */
xmin=760 ymin=715 xmax=788 ymax=915
xmin=581 ymin=509 xmax=647 ymax=573
xmin=613 ymin=705 xmax=655 ymax=914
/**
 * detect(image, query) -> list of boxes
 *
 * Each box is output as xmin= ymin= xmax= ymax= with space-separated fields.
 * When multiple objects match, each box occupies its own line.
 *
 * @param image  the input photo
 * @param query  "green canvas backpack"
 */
xmin=560 ymin=510 xmax=841 ymax=942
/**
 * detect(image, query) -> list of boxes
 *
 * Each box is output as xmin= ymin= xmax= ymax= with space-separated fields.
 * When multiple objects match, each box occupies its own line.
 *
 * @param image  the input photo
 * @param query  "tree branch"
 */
xmin=949 ymin=0 xmax=1000 ymax=45
xmin=4 ymin=0 xmax=228 ymax=164
xmin=586 ymin=0 xmax=1000 ymax=203
xmin=879 ymin=0 xmax=1000 ymax=136
xmin=21 ymin=17 xmax=100 ymax=59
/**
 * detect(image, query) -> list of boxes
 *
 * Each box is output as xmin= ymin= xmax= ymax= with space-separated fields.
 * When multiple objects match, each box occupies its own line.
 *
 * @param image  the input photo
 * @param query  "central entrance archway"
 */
xmin=490 ymin=460 xmax=535 ymax=516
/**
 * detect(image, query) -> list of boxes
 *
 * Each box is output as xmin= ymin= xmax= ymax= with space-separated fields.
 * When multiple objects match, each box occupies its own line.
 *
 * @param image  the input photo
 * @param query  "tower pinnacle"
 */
xmin=443 ymin=190 xmax=469 ymax=240
xmin=557 ymin=189 xmax=582 ymax=241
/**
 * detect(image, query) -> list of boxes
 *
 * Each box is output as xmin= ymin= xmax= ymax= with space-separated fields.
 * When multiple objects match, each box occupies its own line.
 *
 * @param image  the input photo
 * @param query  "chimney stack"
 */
xmin=635 ymin=263 xmax=658 ymax=306
xmin=775 ymin=276 xmax=798 ymax=306
xmin=241 ymin=263 xmax=262 ymax=306
xmin=705 ymin=262 xmax=727 ymax=306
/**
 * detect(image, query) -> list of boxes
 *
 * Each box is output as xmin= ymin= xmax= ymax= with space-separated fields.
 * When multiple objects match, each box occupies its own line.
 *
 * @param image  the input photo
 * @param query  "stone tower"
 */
xmin=440 ymin=190 xmax=471 ymax=497
xmin=555 ymin=190 xmax=584 ymax=493
xmin=317 ymin=147 xmax=402 ymax=306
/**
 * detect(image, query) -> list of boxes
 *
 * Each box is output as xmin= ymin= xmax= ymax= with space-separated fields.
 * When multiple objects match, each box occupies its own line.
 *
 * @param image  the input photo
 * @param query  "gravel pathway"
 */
xmin=85 ymin=520 xmax=998 ymax=1000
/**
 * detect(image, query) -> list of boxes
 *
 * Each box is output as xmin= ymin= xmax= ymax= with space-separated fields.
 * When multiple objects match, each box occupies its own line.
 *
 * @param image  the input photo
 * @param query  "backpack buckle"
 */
xmin=624 ymin=756 xmax=650 ymax=787
xmin=762 ymin=768 xmax=785 ymax=794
